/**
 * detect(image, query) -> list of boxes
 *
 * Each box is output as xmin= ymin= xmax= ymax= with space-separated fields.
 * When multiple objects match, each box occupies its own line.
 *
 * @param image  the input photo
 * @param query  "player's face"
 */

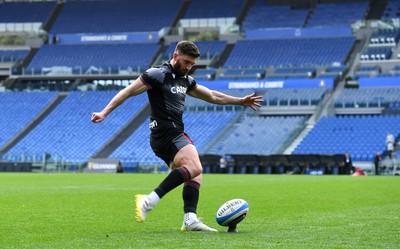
xmin=173 ymin=52 xmax=196 ymax=76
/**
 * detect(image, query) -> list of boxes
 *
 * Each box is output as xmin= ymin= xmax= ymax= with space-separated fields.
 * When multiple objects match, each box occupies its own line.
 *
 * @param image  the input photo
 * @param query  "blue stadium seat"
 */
xmin=306 ymin=2 xmax=369 ymax=27
xmin=0 ymin=2 xmax=55 ymax=23
xmin=51 ymin=0 xmax=181 ymax=33
xmin=223 ymin=37 xmax=355 ymax=68
xmin=26 ymin=43 xmax=159 ymax=74
xmin=5 ymin=91 xmax=149 ymax=163
xmin=0 ymin=92 xmax=58 ymax=149
xmin=294 ymin=115 xmax=400 ymax=160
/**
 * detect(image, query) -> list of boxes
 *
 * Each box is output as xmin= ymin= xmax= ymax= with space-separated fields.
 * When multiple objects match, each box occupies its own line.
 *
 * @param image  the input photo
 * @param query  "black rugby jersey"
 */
xmin=140 ymin=62 xmax=197 ymax=138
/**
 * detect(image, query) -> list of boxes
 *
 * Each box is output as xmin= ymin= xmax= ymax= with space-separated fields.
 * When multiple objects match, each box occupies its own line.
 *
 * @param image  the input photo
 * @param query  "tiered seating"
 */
xmin=192 ymin=68 xmax=216 ymax=81
xmin=216 ymin=69 xmax=266 ymax=81
xmin=390 ymin=65 xmax=400 ymax=77
xmin=307 ymin=2 xmax=369 ymax=27
xmin=243 ymin=2 xmax=308 ymax=29
xmin=360 ymin=47 xmax=393 ymax=61
xmin=387 ymin=102 xmax=400 ymax=111
xmin=0 ymin=49 xmax=29 ymax=63
xmin=183 ymin=0 xmax=243 ymax=18
xmin=0 ymin=92 xmax=58 ymax=149
xmin=185 ymin=89 xmax=255 ymax=111
xmin=335 ymin=87 xmax=400 ymax=108
xmin=109 ymin=121 xmax=163 ymax=168
xmin=382 ymin=0 xmax=400 ymax=20
xmin=262 ymin=88 xmax=326 ymax=106
xmin=207 ymin=115 xmax=307 ymax=155
xmin=223 ymin=37 xmax=355 ymax=68
xmin=26 ymin=43 xmax=159 ymax=74
xmin=163 ymin=40 xmax=227 ymax=60
xmin=317 ymin=65 xmax=346 ymax=79
xmin=51 ymin=0 xmax=181 ymax=33
xmin=0 ymin=1 xmax=55 ymax=23
xmin=110 ymin=111 xmax=239 ymax=168
xmin=4 ymin=91 xmax=148 ymax=163
xmin=369 ymin=28 xmax=400 ymax=45
xmin=269 ymin=67 xmax=315 ymax=80
xmin=293 ymin=115 xmax=400 ymax=161
xmin=353 ymin=65 xmax=381 ymax=78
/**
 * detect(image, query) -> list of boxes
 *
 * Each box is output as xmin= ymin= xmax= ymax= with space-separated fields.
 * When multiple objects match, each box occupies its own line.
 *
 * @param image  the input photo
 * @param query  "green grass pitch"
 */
xmin=0 ymin=173 xmax=399 ymax=248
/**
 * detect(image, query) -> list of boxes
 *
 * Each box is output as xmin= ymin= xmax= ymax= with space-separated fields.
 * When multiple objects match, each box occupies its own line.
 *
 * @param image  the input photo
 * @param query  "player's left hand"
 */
xmin=241 ymin=93 xmax=263 ymax=111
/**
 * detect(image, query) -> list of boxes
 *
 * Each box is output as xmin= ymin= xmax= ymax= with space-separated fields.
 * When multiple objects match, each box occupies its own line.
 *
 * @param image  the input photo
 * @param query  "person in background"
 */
xmin=344 ymin=151 xmax=354 ymax=174
xmin=219 ymin=155 xmax=227 ymax=174
xmin=386 ymin=131 xmax=394 ymax=159
xmin=374 ymin=151 xmax=382 ymax=175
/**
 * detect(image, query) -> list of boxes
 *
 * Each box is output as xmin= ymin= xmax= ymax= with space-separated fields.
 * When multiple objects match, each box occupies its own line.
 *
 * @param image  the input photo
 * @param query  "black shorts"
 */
xmin=150 ymin=132 xmax=194 ymax=167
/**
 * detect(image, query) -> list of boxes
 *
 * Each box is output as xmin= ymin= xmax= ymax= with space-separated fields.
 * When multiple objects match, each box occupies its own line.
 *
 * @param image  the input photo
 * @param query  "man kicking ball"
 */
xmin=92 ymin=40 xmax=263 ymax=231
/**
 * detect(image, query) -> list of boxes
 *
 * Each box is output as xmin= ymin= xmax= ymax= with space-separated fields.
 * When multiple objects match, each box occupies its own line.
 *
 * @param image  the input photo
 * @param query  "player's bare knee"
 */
xmin=186 ymin=164 xmax=202 ymax=178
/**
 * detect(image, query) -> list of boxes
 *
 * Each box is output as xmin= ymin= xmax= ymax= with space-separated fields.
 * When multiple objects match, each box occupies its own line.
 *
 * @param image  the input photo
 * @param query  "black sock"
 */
xmin=182 ymin=181 xmax=200 ymax=214
xmin=154 ymin=166 xmax=191 ymax=198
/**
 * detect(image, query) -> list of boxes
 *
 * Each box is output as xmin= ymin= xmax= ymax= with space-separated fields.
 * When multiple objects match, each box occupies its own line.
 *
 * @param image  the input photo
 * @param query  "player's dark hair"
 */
xmin=175 ymin=40 xmax=200 ymax=58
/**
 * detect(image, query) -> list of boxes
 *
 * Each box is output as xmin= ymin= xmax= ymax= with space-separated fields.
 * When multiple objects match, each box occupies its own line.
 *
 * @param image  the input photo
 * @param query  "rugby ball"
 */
xmin=216 ymin=199 xmax=249 ymax=226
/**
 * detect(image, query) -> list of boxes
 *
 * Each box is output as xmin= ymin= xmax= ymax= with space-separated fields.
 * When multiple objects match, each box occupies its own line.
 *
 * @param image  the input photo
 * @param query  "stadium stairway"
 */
xmin=19 ymin=48 xmax=39 ymax=69
xmin=202 ymin=110 xmax=243 ymax=153
xmin=169 ymin=0 xmax=191 ymax=30
xmin=0 ymin=92 xmax=67 ymax=156
xmin=366 ymin=0 xmax=387 ymax=20
xmin=214 ymin=43 xmax=235 ymax=68
xmin=42 ymin=1 xmax=64 ymax=32
xmin=283 ymin=123 xmax=314 ymax=155
xmin=91 ymin=103 xmax=151 ymax=159
xmin=235 ymin=0 xmax=255 ymax=27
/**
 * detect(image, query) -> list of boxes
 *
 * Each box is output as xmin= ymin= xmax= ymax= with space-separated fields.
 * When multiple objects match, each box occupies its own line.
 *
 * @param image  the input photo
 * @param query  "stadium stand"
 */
xmin=293 ymin=115 xmax=400 ymax=161
xmin=223 ymin=37 xmax=355 ymax=69
xmin=183 ymin=0 xmax=243 ymax=18
xmin=335 ymin=87 xmax=400 ymax=108
xmin=243 ymin=1 xmax=309 ymax=29
xmin=369 ymin=28 xmax=400 ymax=45
xmin=2 ymin=0 xmax=400 ymax=175
xmin=306 ymin=1 xmax=369 ymax=27
xmin=3 ymin=91 xmax=148 ymax=163
xmin=0 ymin=49 xmax=29 ymax=63
xmin=360 ymin=47 xmax=393 ymax=61
xmin=0 ymin=1 xmax=55 ymax=23
xmin=262 ymin=88 xmax=326 ymax=107
xmin=110 ymin=111 xmax=240 ymax=171
xmin=50 ymin=0 xmax=182 ymax=33
xmin=207 ymin=115 xmax=307 ymax=155
xmin=382 ymin=0 xmax=400 ymax=20
xmin=25 ymin=43 xmax=159 ymax=75
xmin=163 ymin=40 xmax=227 ymax=60
xmin=0 ymin=92 xmax=58 ymax=149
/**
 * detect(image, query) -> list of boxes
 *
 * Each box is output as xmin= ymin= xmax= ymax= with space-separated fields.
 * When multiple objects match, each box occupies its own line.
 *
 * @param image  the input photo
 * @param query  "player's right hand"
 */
xmin=91 ymin=112 xmax=105 ymax=123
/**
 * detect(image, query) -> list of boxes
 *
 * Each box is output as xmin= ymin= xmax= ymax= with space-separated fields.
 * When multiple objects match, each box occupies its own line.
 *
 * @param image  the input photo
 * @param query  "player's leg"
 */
xmin=135 ymin=135 xmax=200 ymax=223
xmin=135 ymin=159 xmax=193 ymax=222
xmin=174 ymin=145 xmax=217 ymax=232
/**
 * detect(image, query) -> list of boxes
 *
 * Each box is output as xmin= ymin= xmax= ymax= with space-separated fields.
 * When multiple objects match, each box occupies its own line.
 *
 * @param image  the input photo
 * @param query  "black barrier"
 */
xmin=257 ymin=155 xmax=273 ymax=174
xmin=269 ymin=155 xmax=290 ymax=174
xmin=199 ymin=154 xmax=220 ymax=173
xmin=231 ymin=154 xmax=259 ymax=174
xmin=200 ymin=154 xmax=348 ymax=175
xmin=0 ymin=162 xmax=32 ymax=172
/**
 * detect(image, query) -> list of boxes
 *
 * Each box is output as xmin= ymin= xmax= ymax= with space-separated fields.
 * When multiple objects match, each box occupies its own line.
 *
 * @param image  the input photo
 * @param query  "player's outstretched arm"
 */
xmin=91 ymin=78 xmax=149 ymax=123
xmin=189 ymin=85 xmax=263 ymax=111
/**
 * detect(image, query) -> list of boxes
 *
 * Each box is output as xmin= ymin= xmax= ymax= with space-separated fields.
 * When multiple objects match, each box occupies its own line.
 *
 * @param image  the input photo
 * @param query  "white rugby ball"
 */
xmin=216 ymin=199 xmax=249 ymax=226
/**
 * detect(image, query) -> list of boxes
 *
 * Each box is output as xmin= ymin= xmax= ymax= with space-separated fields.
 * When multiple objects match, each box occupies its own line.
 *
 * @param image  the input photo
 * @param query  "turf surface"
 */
xmin=0 ymin=173 xmax=399 ymax=248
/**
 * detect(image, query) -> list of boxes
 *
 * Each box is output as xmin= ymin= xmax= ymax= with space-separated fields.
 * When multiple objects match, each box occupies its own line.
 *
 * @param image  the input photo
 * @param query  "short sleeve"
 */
xmin=187 ymin=75 xmax=197 ymax=92
xmin=140 ymin=67 xmax=164 ymax=89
